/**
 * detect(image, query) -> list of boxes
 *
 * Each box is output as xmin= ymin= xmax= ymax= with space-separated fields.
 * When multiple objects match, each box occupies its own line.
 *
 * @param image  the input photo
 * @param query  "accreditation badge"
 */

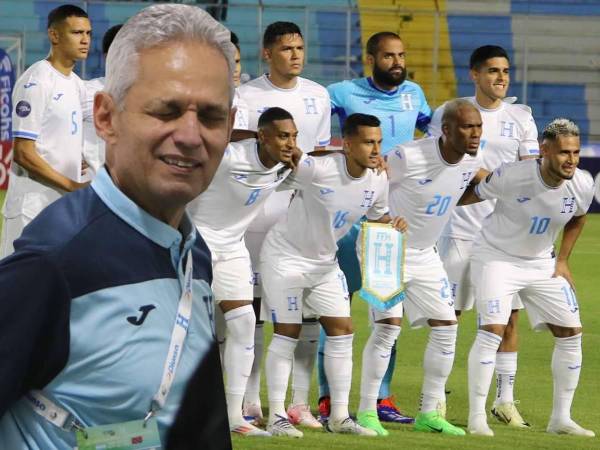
xmin=75 ymin=417 xmax=161 ymax=450
xmin=355 ymin=222 xmax=406 ymax=311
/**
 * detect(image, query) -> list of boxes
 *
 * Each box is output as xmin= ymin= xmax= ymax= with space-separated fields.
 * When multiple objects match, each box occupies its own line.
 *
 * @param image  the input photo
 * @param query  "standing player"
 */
xmin=430 ymin=45 xmax=540 ymax=427
xmin=464 ymin=119 xmax=595 ymax=437
xmin=81 ymin=24 xmax=122 ymax=181
xmin=261 ymin=113 xmax=405 ymax=437
xmin=1 ymin=4 xmax=90 ymax=257
xmin=319 ymin=31 xmax=432 ymax=424
xmin=236 ymin=21 xmax=331 ymax=428
xmin=356 ymin=100 xmax=483 ymax=436
xmin=188 ymin=107 xmax=300 ymax=437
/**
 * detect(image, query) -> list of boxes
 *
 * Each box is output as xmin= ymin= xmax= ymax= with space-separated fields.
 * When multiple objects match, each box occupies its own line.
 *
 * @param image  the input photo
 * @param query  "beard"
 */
xmin=372 ymin=63 xmax=407 ymax=87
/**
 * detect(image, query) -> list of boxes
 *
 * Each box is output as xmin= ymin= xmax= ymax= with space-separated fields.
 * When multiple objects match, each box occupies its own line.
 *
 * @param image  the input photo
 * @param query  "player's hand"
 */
xmin=373 ymin=155 xmax=388 ymax=176
xmin=390 ymin=216 xmax=408 ymax=233
xmin=288 ymin=146 xmax=303 ymax=171
xmin=552 ymin=259 xmax=575 ymax=290
xmin=81 ymin=159 xmax=90 ymax=176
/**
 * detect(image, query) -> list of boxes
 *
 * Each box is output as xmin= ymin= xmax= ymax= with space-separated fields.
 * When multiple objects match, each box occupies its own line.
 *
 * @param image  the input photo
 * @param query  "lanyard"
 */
xmin=27 ymin=251 xmax=195 ymax=431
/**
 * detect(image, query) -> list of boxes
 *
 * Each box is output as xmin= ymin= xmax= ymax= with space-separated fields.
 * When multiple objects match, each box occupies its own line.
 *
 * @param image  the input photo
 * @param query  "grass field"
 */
xmin=232 ymin=214 xmax=600 ymax=450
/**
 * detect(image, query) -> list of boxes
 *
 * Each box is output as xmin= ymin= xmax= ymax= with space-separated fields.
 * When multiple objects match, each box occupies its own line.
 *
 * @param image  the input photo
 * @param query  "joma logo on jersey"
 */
xmin=500 ymin=121 xmax=515 ymax=138
xmin=361 ymin=190 xmax=375 ymax=208
xmin=561 ymin=196 xmax=576 ymax=213
xmin=127 ymin=304 xmax=156 ymax=326
xmin=303 ymin=97 xmax=318 ymax=115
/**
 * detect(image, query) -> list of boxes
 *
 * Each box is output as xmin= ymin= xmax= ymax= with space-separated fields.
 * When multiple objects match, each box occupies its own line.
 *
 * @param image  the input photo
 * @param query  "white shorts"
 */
xmin=471 ymin=255 xmax=582 ymax=331
xmin=437 ymin=236 xmax=523 ymax=312
xmin=261 ymin=263 xmax=350 ymax=324
xmin=211 ymin=243 xmax=254 ymax=302
xmin=370 ymin=246 xmax=457 ymax=328
xmin=245 ymin=230 xmax=266 ymax=298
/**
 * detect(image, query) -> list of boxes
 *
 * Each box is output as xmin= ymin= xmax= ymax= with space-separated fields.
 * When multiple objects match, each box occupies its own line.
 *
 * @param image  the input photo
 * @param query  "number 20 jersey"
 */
xmin=387 ymin=136 xmax=482 ymax=249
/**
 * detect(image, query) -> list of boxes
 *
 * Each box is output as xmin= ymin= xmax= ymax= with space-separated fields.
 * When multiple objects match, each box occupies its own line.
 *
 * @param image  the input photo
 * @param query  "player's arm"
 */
xmin=457 ymin=168 xmax=490 ymax=205
xmin=13 ymin=138 xmax=89 ymax=192
xmin=553 ymin=214 xmax=587 ymax=289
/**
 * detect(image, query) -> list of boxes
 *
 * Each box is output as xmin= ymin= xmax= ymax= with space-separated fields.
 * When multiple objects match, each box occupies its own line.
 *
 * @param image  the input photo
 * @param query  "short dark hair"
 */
xmin=342 ymin=113 xmax=381 ymax=137
xmin=366 ymin=31 xmax=401 ymax=56
xmin=263 ymin=22 xmax=302 ymax=48
xmin=469 ymin=45 xmax=510 ymax=69
xmin=230 ymin=31 xmax=240 ymax=51
xmin=258 ymin=107 xmax=294 ymax=128
xmin=102 ymin=24 xmax=122 ymax=55
xmin=47 ymin=4 xmax=88 ymax=29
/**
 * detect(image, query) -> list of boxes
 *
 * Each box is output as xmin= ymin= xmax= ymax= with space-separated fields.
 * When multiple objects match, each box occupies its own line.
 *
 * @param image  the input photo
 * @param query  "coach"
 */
xmin=0 ymin=4 xmax=234 ymax=450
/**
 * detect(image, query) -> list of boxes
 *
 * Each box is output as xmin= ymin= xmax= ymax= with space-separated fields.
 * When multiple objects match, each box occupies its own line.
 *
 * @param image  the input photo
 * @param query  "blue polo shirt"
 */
xmin=0 ymin=168 xmax=216 ymax=449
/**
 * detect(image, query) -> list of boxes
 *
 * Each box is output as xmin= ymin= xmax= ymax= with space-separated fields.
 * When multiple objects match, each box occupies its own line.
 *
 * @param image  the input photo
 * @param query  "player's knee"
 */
xmin=480 ymin=323 xmax=506 ymax=337
xmin=224 ymin=304 xmax=256 ymax=343
xmin=548 ymin=323 xmax=582 ymax=338
xmin=273 ymin=322 xmax=302 ymax=339
xmin=375 ymin=317 xmax=402 ymax=327
xmin=320 ymin=316 xmax=353 ymax=336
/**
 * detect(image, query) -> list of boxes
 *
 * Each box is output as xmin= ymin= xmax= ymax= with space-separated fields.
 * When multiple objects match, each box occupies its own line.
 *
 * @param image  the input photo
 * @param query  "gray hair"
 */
xmin=104 ymin=4 xmax=235 ymax=108
xmin=441 ymin=98 xmax=478 ymax=127
xmin=542 ymin=118 xmax=580 ymax=141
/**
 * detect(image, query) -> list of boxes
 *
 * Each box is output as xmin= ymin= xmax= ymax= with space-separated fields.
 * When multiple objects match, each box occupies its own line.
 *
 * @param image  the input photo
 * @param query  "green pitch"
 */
xmin=233 ymin=214 xmax=600 ymax=450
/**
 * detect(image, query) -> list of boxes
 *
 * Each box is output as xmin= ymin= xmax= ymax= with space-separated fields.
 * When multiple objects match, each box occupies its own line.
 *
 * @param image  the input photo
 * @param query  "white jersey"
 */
xmin=12 ymin=60 xmax=84 ymax=182
xmin=187 ymin=139 xmax=291 ymax=251
xmin=82 ymin=77 xmax=105 ymax=179
xmin=429 ymin=96 xmax=540 ymax=240
xmin=232 ymin=87 xmax=249 ymax=130
xmin=387 ymin=137 xmax=481 ymax=249
xmin=261 ymin=153 xmax=389 ymax=272
xmin=474 ymin=160 xmax=594 ymax=260
xmin=236 ymin=74 xmax=331 ymax=152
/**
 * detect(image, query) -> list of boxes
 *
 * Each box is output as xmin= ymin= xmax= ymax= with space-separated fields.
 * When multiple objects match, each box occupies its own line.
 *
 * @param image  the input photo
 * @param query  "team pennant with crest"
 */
xmin=355 ymin=222 xmax=406 ymax=311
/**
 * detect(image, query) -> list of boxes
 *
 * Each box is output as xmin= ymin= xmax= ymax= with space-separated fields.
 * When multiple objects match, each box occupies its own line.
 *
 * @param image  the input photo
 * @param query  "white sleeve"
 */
xmin=474 ymin=163 xmax=508 ymax=201
xmin=277 ymin=154 xmax=316 ymax=191
xmin=519 ymin=114 xmax=540 ymax=158
xmin=315 ymin=91 xmax=331 ymax=148
xmin=232 ymin=90 xmax=250 ymax=130
xmin=427 ymin=105 xmax=444 ymax=137
xmin=575 ymin=171 xmax=595 ymax=216
xmin=12 ymin=74 xmax=49 ymax=140
xmin=366 ymin=176 xmax=390 ymax=220
xmin=386 ymin=145 xmax=408 ymax=188
xmin=82 ymin=80 xmax=97 ymax=123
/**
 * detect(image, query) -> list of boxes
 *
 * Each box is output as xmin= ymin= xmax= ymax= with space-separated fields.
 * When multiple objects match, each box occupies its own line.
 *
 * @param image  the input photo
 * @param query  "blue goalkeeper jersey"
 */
xmin=328 ymin=77 xmax=431 ymax=154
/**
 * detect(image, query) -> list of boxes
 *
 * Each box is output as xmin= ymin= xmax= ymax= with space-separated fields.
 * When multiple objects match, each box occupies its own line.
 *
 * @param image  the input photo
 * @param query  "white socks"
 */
xmin=266 ymin=333 xmax=298 ymax=422
xmin=359 ymin=323 xmax=401 ymax=412
xmin=324 ymin=334 xmax=354 ymax=422
xmin=291 ymin=321 xmax=320 ymax=406
xmin=223 ymin=305 xmax=256 ymax=424
xmin=244 ymin=323 xmax=264 ymax=407
xmin=420 ymin=325 xmax=457 ymax=413
xmin=550 ymin=333 xmax=582 ymax=423
xmin=468 ymin=330 xmax=502 ymax=418
xmin=495 ymin=351 xmax=517 ymax=404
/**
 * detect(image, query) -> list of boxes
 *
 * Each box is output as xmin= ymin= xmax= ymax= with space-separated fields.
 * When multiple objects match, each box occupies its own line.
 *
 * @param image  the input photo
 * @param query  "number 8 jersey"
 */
xmin=474 ymin=159 xmax=594 ymax=259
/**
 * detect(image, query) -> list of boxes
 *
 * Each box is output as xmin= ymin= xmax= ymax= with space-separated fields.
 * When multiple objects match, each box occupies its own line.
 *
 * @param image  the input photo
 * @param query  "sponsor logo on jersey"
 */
xmin=516 ymin=197 xmax=531 ymax=203
xmin=418 ymin=178 xmax=433 ymax=185
xmin=52 ymin=93 xmax=64 ymax=101
xmin=15 ymin=100 xmax=31 ymax=117
xmin=363 ymin=97 xmax=376 ymax=104
xmin=319 ymin=188 xmax=334 ymax=196
xmin=126 ymin=304 xmax=156 ymax=326
xmin=23 ymin=82 xmax=37 ymax=89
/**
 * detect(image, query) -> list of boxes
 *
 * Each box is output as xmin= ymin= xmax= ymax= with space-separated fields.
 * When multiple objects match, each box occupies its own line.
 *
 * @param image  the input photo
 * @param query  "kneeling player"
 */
xmin=261 ymin=114 xmax=406 ymax=437
xmin=188 ymin=107 xmax=300 ymax=436
xmin=465 ymin=118 xmax=595 ymax=437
